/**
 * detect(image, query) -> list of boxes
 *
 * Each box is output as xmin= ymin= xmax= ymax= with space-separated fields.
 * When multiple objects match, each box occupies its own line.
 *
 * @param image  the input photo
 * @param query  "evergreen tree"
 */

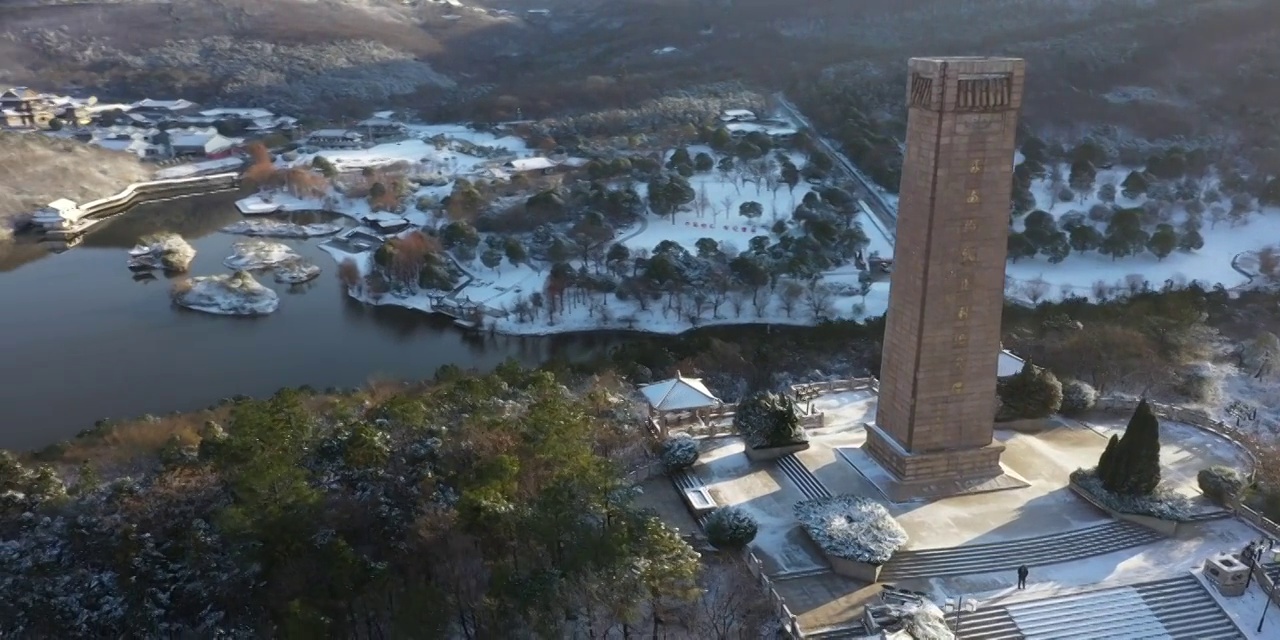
xmin=1097 ymin=434 xmax=1119 ymax=481
xmin=1099 ymin=399 xmax=1162 ymax=495
xmin=1126 ymin=400 xmax=1162 ymax=495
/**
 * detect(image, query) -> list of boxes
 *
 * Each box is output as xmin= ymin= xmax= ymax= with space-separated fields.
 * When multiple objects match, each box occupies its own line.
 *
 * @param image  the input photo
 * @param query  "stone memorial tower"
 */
xmin=864 ymin=57 xmax=1026 ymax=500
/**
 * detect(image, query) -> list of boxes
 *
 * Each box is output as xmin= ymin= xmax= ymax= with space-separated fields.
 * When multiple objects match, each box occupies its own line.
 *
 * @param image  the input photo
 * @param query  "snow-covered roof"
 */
xmin=639 ymin=374 xmax=722 ymax=412
xmin=356 ymin=117 xmax=405 ymax=128
xmin=505 ymin=157 xmax=558 ymax=172
xmin=310 ymin=129 xmax=362 ymax=139
xmin=131 ymin=98 xmax=196 ymax=111
xmin=723 ymin=109 xmax=756 ymax=118
xmin=199 ymin=108 xmax=274 ymax=119
xmin=46 ymin=198 xmax=79 ymax=212
xmin=998 ymin=349 xmax=1025 ymax=377
xmin=371 ymin=110 xmax=396 ymax=119
xmin=170 ymin=133 xmax=214 ymax=147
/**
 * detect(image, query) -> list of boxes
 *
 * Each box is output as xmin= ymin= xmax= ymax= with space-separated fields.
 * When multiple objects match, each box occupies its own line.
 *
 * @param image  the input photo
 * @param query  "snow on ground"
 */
xmin=296 ymin=125 xmax=530 ymax=175
xmin=288 ymin=138 xmax=897 ymax=337
xmin=1005 ymin=164 xmax=1280 ymax=299
xmin=221 ymin=219 xmax=345 ymax=238
xmin=273 ymin=261 xmax=321 ymax=284
xmin=127 ymin=233 xmax=196 ymax=272
xmin=935 ymin=518 xmax=1261 ymax=606
xmin=697 ymin=438 xmax=827 ymax=575
xmin=1080 ymin=417 xmax=1253 ymax=499
xmin=223 ymin=240 xmax=302 ymax=270
xmin=1195 ymin=566 xmax=1280 ymax=640
xmin=154 ymin=157 xmax=244 ymax=179
xmin=173 ymin=272 xmax=279 ymax=316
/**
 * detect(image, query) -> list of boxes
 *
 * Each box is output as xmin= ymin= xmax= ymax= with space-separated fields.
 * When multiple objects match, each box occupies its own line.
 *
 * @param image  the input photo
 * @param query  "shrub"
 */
xmin=1060 ymin=380 xmax=1097 ymax=416
xmin=794 ymin=495 xmax=907 ymax=564
xmin=703 ymin=506 xmax=758 ymax=549
xmin=733 ymin=392 xmax=807 ymax=449
xmin=996 ymin=360 xmax=1063 ymax=421
xmin=661 ymin=435 xmax=700 ymax=473
xmin=1198 ymin=466 xmax=1245 ymax=506
xmin=1173 ymin=363 xmax=1223 ymax=405
xmin=1070 ymin=468 xmax=1193 ymax=521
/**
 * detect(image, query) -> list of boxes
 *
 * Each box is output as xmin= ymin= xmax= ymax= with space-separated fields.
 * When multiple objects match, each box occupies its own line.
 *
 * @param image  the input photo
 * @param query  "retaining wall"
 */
xmin=37 ymin=172 xmax=241 ymax=233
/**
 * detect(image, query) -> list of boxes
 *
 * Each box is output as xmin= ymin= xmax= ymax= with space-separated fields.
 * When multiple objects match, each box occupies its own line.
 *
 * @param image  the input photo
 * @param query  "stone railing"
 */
xmin=1093 ymin=396 xmax=1259 ymax=483
xmin=1233 ymin=502 xmax=1280 ymax=541
xmin=790 ymin=377 xmax=879 ymax=402
xmin=745 ymin=551 xmax=805 ymax=639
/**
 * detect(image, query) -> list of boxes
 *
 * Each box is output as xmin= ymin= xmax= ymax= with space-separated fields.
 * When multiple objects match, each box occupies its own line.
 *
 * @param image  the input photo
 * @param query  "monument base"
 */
xmin=851 ymin=423 xmax=1029 ymax=503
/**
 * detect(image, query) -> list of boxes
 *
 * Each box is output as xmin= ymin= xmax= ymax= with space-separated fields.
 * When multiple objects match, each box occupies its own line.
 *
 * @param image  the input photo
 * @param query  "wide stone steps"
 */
xmin=945 ymin=574 xmax=1244 ymax=640
xmin=879 ymin=521 xmax=1164 ymax=580
xmin=1267 ymin=561 xmax=1280 ymax=583
xmin=776 ymin=453 xmax=833 ymax=500
xmin=802 ymin=622 xmax=872 ymax=639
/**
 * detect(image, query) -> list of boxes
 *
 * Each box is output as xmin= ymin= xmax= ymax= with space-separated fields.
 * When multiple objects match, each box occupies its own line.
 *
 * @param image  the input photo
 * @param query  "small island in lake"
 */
xmin=171 ymin=270 xmax=280 ymax=315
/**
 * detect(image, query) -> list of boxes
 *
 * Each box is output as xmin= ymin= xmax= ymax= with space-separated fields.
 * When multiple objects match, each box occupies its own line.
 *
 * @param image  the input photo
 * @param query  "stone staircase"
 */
xmin=879 ymin=521 xmax=1164 ymax=581
xmin=670 ymin=469 xmax=710 ymax=528
xmin=776 ymin=453 xmax=833 ymax=500
xmin=945 ymin=574 xmax=1244 ymax=640
xmin=801 ymin=622 xmax=873 ymax=639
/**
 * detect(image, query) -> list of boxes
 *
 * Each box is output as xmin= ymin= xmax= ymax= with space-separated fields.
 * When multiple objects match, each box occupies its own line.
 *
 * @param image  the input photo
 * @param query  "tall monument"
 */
xmin=864 ymin=57 xmax=1027 ymax=500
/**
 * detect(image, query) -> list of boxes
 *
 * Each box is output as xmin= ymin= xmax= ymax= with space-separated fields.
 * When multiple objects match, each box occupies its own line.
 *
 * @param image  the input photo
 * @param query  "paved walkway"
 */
xmin=948 ymin=574 xmax=1244 ymax=640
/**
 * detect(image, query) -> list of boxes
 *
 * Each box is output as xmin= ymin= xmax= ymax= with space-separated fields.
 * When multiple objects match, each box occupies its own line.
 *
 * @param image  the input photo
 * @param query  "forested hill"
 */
xmin=0 ymin=367 xmax=736 ymax=637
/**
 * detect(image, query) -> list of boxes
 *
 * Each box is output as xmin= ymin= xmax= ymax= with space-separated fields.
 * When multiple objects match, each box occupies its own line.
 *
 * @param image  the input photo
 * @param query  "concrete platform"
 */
xmin=839 ymin=442 xmax=1031 ymax=504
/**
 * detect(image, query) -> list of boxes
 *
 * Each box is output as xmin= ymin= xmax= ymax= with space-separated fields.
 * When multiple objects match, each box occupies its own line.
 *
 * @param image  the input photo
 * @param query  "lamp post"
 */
xmin=1260 ymin=549 xmax=1280 ymax=633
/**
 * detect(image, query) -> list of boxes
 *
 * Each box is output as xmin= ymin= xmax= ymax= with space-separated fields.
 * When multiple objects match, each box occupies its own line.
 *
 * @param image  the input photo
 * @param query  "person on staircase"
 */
xmin=1017 ymin=564 xmax=1029 ymax=590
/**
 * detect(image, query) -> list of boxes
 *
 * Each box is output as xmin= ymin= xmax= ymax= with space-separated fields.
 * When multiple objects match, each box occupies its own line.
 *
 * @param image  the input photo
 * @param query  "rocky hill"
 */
xmin=0 ymin=131 xmax=153 ymax=240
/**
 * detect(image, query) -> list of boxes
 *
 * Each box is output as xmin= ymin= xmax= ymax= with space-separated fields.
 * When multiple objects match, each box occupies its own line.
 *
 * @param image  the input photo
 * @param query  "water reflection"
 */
xmin=0 ymin=191 xmax=630 ymax=450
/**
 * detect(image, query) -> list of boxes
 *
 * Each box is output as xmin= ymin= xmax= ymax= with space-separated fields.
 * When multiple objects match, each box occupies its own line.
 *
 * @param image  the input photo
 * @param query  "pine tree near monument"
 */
xmin=1096 ymin=399 xmax=1162 ymax=495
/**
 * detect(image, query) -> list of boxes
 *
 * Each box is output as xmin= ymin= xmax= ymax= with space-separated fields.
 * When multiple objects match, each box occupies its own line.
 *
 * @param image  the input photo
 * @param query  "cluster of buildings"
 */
xmin=1 ymin=86 xmax=299 ymax=162
xmin=303 ymin=112 xmax=409 ymax=150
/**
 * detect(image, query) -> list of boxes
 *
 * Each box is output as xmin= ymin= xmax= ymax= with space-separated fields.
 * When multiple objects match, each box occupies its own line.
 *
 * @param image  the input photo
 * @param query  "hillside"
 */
xmin=1 ymin=0 xmax=1277 ymax=159
xmin=0 ymin=131 xmax=154 ymax=239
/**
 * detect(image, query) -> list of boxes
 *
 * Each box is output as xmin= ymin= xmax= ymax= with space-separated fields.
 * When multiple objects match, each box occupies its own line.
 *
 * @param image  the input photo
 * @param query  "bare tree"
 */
xmin=1091 ymin=279 xmax=1112 ymax=301
xmin=686 ymin=560 xmax=776 ymax=640
xmin=1123 ymin=273 xmax=1147 ymax=296
xmin=1023 ymin=277 xmax=1051 ymax=304
xmin=718 ymin=194 xmax=735 ymax=223
xmin=779 ymin=281 xmax=804 ymax=317
xmin=805 ymin=280 xmax=835 ymax=320
xmin=694 ymin=183 xmax=711 ymax=219
xmin=1209 ymin=205 xmax=1228 ymax=229
xmin=728 ymin=290 xmax=748 ymax=318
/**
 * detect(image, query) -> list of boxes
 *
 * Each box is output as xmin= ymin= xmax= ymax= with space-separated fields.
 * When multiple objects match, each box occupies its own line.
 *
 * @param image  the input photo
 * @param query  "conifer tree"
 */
xmin=1098 ymin=399 xmax=1162 ymax=495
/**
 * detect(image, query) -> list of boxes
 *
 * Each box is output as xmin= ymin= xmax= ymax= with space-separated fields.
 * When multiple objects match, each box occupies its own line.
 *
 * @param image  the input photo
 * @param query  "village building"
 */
xmin=0 ymin=87 xmax=54 ymax=128
xmin=503 ymin=157 xmax=561 ymax=174
xmin=307 ymin=129 xmax=365 ymax=149
xmin=170 ymin=132 xmax=236 ymax=158
xmin=355 ymin=117 xmax=408 ymax=142
xmin=720 ymin=108 xmax=757 ymax=122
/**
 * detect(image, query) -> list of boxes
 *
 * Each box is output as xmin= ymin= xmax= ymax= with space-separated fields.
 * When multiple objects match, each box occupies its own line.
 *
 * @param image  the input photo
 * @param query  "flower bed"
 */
xmin=1070 ymin=468 xmax=1193 ymax=534
xmin=794 ymin=495 xmax=907 ymax=567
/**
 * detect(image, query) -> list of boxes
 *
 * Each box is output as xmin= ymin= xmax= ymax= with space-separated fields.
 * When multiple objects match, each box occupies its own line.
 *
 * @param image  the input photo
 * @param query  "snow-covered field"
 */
xmin=252 ymin=127 xmax=896 ymax=336
xmin=1006 ymin=164 xmax=1280 ymax=300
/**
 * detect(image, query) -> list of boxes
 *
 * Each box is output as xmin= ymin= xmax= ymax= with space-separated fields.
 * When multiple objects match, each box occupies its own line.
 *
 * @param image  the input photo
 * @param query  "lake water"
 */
xmin=0 ymin=190 xmax=622 ymax=451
